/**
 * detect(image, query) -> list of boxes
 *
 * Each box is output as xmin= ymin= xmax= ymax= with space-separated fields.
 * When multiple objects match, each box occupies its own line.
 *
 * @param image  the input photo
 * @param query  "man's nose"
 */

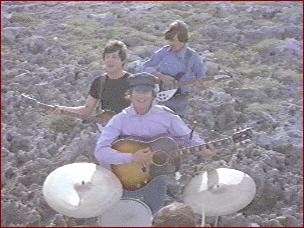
xmin=106 ymin=58 xmax=114 ymax=63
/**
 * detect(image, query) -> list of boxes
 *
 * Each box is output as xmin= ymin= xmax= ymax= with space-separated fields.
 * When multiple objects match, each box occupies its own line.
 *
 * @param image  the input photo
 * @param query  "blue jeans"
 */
xmin=123 ymin=175 xmax=172 ymax=213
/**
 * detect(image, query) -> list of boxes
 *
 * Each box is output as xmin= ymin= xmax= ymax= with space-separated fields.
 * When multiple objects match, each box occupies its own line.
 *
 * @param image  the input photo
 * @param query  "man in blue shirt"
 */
xmin=143 ymin=20 xmax=207 ymax=116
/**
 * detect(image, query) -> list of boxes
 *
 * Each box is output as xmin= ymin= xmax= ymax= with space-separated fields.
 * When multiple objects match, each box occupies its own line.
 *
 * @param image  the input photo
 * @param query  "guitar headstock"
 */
xmin=232 ymin=128 xmax=253 ymax=143
xmin=20 ymin=93 xmax=54 ymax=110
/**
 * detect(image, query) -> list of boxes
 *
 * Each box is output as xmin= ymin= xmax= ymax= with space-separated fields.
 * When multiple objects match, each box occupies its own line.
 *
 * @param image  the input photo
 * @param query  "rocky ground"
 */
xmin=1 ymin=1 xmax=303 ymax=227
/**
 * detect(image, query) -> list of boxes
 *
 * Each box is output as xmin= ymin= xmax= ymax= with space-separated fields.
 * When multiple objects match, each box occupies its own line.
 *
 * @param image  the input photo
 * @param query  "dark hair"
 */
xmin=102 ymin=40 xmax=127 ymax=62
xmin=164 ymin=20 xmax=188 ymax=43
xmin=152 ymin=202 xmax=196 ymax=227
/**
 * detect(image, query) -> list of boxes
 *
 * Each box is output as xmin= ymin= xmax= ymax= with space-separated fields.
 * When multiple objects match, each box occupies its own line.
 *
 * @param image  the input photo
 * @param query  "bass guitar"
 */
xmin=111 ymin=128 xmax=253 ymax=191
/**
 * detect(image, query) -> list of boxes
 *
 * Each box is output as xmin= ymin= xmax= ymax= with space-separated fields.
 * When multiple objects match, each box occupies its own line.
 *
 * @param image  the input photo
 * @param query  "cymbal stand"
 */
xmin=201 ymin=207 xmax=205 ymax=226
xmin=214 ymin=216 xmax=219 ymax=227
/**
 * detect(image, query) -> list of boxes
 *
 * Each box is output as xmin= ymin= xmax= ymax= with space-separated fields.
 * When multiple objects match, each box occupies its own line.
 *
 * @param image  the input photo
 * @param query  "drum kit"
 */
xmin=43 ymin=163 xmax=256 ymax=226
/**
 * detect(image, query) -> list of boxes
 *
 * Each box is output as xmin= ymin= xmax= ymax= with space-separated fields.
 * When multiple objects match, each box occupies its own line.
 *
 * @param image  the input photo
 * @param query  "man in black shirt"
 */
xmin=53 ymin=40 xmax=131 ymax=119
xmin=50 ymin=40 xmax=131 ymax=163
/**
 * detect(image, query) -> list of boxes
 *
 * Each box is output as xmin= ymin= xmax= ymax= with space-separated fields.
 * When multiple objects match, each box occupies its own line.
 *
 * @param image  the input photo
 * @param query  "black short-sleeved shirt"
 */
xmin=89 ymin=73 xmax=131 ymax=114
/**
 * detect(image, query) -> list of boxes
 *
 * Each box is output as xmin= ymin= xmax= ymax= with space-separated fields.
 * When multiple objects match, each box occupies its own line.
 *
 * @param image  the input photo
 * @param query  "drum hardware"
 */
xmin=98 ymin=198 xmax=153 ymax=227
xmin=183 ymin=168 xmax=256 ymax=226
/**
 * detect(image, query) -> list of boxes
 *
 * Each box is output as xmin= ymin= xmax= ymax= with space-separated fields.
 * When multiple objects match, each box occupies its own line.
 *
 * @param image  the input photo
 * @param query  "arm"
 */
xmin=53 ymin=76 xmax=102 ymax=116
xmin=143 ymin=47 xmax=178 ymax=87
xmin=94 ymin=116 xmax=133 ymax=165
xmin=179 ymin=52 xmax=208 ymax=91
xmin=189 ymin=52 xmax=207 ymax=80
xmin=143 ymin=47 xmax=165 ymax=75
xmin=168 ymin=115 xmax=204 ymax=147
xmin=55 ymin=95 xmax=98 ymax=116
xmin=168 ymin=115 xmax=215 ymax=159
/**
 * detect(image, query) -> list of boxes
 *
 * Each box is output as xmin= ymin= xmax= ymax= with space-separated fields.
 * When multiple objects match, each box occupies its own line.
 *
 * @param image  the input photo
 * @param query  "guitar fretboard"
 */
xmin=21 ymin=94 xmax=114 ymax=125
xmin=177 ymin=128 xmax=252 ymax=157
xmin=178 ymin=136 xmax=233 ymax=156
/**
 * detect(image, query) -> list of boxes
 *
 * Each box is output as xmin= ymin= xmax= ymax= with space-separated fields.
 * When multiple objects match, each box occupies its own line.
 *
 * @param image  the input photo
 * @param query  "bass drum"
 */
xmin=98 ymin=198 xmax=152 ymax=227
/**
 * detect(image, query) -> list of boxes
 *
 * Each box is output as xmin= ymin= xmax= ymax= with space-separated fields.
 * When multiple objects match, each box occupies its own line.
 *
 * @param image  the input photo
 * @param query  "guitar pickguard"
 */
xmin=149 ymin=137 xmax=179 ymax=178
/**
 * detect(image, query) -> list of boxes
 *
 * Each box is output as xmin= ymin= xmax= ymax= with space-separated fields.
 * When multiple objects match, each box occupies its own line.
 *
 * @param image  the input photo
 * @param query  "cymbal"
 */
xmin=183 ymin=168 xmax=256 ymax=216
xmin=43 ymin=163 xmax=123 ymax=218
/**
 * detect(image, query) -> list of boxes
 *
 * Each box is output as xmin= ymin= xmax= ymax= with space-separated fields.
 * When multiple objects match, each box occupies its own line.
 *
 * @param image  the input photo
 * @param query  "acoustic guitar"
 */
xmin=111 ymin=128 xmax=253 ymax=191
xmin=21 ymin=94 xmax=115 ymax=126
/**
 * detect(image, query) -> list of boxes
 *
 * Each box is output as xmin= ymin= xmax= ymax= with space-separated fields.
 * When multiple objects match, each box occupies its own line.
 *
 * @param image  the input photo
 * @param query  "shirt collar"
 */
xmin=126 ymin=104 xmax=158 ymax=116
xmin=169 ymin=45 xmax=187 ymax=57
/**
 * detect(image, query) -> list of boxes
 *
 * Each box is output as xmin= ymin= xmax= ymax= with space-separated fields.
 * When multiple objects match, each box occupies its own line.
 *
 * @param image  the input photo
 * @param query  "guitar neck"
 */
xmin=177 ymin=128 xmax=252 ymax=158
xmin=176 ymin=78 xmax=209 ymax=88
xmin=21 ymin=94 xmax=115 ymax=125
xmin=55 ymin=107 xmax=105 ymax=124
xmin=177 ymin=136 xmax=233 ymax=158
xmin=33 ymin=100 xmax=100 ymax=123
xmin=60 ymin=109 xmax=99 ymax=123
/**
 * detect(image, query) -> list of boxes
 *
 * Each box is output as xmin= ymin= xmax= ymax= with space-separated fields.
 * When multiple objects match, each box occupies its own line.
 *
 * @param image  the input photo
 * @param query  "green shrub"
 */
xmin=244 ymin=102 xmax=280 ymax=114
xmin=251 ymin=38 xmax=283 ymax=53
xmin=47 ymin=116 xmax=77 ymax=133
xmin=9 ymin=14 xmax=39 ymax=26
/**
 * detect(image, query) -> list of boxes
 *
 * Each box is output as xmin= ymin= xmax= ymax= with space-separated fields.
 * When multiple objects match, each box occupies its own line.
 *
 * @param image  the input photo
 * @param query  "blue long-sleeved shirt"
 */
xmin=94 ymin=105 xmax=204 ymax=165
xmin=143 ymin=45 xmax=207 ymax=93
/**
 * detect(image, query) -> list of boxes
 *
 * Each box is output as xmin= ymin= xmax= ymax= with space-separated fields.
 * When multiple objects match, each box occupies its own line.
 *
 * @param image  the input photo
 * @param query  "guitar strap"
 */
xmin=175 ymin=48 xmax=193 ymax=95
xmin=96 ymin=74 xmax=107 ymax=113
xmin=173 ymin=48 xmax=193 ymax=80
xmin=184 ymin=48 xmax=194 ymax=77
xmin=189 ymin=120 xmax=198 ymax=139
xmin=93 ymin=75 xmax=107 ymax=132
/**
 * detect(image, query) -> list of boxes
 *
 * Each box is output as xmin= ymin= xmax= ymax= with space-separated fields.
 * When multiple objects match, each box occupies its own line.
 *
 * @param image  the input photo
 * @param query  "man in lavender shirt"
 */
xmin=95 ymin=72 xmax=215 ymax=212
xmin=143 ymin=20 xmax=207 ymax=117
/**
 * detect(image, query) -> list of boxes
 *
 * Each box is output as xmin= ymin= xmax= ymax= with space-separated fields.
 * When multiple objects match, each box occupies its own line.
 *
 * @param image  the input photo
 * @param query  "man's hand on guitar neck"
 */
xmin=200 ymin=143 xmax=216 ymax=160
xmin=132 ymin=147 xmax=153 ymax=169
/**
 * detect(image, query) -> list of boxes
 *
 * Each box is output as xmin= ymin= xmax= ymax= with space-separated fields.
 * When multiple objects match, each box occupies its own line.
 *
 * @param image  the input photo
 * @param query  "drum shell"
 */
xmin=98 ymin=198 xmax=152 ymax=227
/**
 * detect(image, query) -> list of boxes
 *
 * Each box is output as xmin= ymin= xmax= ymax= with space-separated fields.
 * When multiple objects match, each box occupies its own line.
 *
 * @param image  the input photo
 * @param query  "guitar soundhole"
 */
xmin=152 ymin=152 xmax=168 ymax=166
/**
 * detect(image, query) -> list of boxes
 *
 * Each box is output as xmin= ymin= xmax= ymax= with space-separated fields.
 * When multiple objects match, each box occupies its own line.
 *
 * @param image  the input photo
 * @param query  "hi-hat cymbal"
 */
xmin=183 ymin=168 xmax=256 ymax=216
xmin=43 ymin=163 xmax=122 ymax=218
